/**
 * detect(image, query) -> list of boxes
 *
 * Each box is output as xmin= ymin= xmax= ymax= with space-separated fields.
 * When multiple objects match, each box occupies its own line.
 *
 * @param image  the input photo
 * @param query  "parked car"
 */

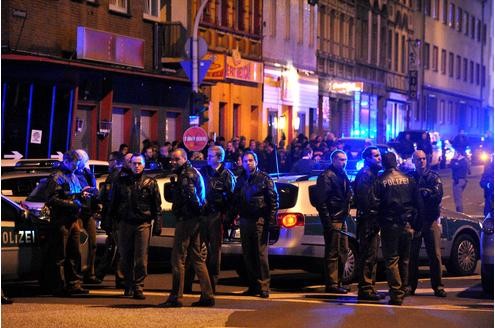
xmin=2 ymin=158 xmax=109 ymax=177
xmin=464 ymin=134 xmax=493 ymax=165
xmin=152 ymin=174 xmax=482 ymax=284
xmin=1 ymin=195 xmax=90 ymax=283
xmin=480 ymin=213 xmax=494 ymax=295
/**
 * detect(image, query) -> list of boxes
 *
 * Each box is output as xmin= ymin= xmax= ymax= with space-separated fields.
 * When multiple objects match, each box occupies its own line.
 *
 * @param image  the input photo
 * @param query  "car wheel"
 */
xmin=342 ymin=242 xmax=357 ymax=285
xmin=447 ymin=233 xmax=479 ymax=276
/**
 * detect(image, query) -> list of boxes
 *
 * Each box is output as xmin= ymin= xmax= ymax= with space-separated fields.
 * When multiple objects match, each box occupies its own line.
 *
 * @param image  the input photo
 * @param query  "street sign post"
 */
xmin=183 ymin=126 xmax=208 ymax=152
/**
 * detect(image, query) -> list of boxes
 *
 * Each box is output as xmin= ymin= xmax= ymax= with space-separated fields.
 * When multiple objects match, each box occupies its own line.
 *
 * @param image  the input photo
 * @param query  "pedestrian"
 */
xmin=375 ymin=152 xmax=417 ymax=305
xmin=451 ymin=151 xmax=469 ymax=212
xmin=233 ymin=151 xmax=279 ymax=298
xmin=95 ymin=151 xmax=125 ymax=288
xmin=109 ymin=153 xmax=162 ymax=299
xmin=45 ymin=150 xmax=88 ymax=296
xmin=185 ymin=145 xmax=236 ymax=293
xmin=480 ymin=154 xmax=494 ymax=217
xmin=74 ymin=149 xmax=101 ymax=285
xmin=314 ymin=150 xmax=352 ymax=294
xmin=417 ymin=132 xmax=433 ymax=167
xmin=119 ymin=143 xmax=129 ymax=155
xmin=160 ymin=148 xmax=215 ymax=307
xmin=291 ymin=148 xmax=315 ymax=175
xmin=407 ymin=150 xmax=447 ymax=298
xmin=452 ymin=129 xmax=469 ymax=154
xmin=354 ymin=146 xmax=383 ymax=300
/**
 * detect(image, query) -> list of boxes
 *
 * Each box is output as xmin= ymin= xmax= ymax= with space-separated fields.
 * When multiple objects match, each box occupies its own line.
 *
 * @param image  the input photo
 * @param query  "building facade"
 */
xmin=410 ymin=0 xmax=493 ymax=139
xmin=262 ymin=0 xmax=319 ymax=145
xmin=2 ymin=0 xmax=193 ymax=160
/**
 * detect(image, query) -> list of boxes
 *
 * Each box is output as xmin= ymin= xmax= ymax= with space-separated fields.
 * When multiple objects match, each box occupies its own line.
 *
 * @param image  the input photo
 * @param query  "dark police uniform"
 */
xmin=451 ymin=154 xmax=469 ymax=212
xmin=233 ymin=168 xmax=279 ymax=296
xmin=165 ymin=160 xmax=214 ymax=306
xmin=354 ymin=164 xmax=381 ymax=298
xmin=46 ymin=161 xmax=86 ymax=295
xmin=408 ymin=168 xmax=445 ymax=296
xmin=480 ymin=157 xmax=494 ymax=217
xmin=315 ymin=165 xmax=352 ymax=292
xmin=110 ymin=169 xmax=161 ymax=298
xmin=199 ymin=162 xmax=235 ymax=291
xmin=75 ymin=167 xmax=99 ymax=283
xmin=376 ymin=166 xmax=417 ymax=305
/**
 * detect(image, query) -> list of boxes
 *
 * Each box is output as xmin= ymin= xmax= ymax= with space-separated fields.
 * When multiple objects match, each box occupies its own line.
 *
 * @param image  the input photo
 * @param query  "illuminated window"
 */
xmin=143 ymin=0 xmax=165 ymax=21
xmin=432 ymin=0 xmax=439 ymax=19
xmin=439 ymin=100 xmax=445 ymax=124
xmin=109 ymin=0 xmax=128 ymax=14
xmin=432 ymin=45 xmax=438 ymax=71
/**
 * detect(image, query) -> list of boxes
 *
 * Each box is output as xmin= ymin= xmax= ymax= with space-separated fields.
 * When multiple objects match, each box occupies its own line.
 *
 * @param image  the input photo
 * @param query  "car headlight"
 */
xmin=480 ymin=151 xmax=489 ymax=163
xmin=482 ymin=218 xmax=494 ymax=234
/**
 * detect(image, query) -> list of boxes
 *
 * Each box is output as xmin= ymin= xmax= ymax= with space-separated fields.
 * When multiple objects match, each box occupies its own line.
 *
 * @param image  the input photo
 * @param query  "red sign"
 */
xmin=183 ymin=127 xmax=208 ymax=152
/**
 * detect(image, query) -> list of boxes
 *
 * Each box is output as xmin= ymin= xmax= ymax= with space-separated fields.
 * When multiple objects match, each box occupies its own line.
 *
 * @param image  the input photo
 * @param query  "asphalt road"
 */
xmin=2 ymin=270 xmax=493 ymax=328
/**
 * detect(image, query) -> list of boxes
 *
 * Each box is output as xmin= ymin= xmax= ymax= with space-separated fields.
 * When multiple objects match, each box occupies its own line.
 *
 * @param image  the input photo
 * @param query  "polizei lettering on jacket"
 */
xmin=382 ymin=177 xmax=409 ymax=187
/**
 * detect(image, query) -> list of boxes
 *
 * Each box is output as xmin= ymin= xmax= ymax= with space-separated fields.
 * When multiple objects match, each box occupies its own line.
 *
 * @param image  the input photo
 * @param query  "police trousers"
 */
xmin=380 ymin=220 xmax=413 ymax=301
xmin=409 ymin=220 xmax=444 ymax=291
xmin=322 ymin=220 xmax=348 ymax=288
xmin=240 ymin=217 xmax=270 ymax=293
xmin=118 ymin=221 xmax=151 ymax=292
xmin=357 ymin=219 xmax=380 ymax=294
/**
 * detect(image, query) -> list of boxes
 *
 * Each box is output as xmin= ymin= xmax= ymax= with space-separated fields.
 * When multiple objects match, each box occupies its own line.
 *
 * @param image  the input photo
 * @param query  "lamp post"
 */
xmin=192 ymin=0 xmax=210 ymax=93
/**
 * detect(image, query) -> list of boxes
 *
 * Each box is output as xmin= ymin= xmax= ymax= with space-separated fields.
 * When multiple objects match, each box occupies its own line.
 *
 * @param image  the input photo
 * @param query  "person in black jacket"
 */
xmin=315 ymin=150 xmax=353 ymax=294
xmin=160 ymin=148 xmax=215 ymax=308
xmin=233 ymin=151 xmax=279 ymax=298
xmin=376 ymin=152 xmax=417 ymax=306
xmin=74 ymin=149 xmax=101 ymax=285
xmin=110 ymin=153 xmax=161 ymax=300
xmin=95 ymin=151 xmax=125 ymax=287
xmin=354 ymin=146 xmax=383 ymax=300
xmin=185 ymin=145 xmax=236 ymax=293
xmin=45 ymin=150 xmax=88 ymax=296
xmin=407 ymin=150 xmax=446 ymax=298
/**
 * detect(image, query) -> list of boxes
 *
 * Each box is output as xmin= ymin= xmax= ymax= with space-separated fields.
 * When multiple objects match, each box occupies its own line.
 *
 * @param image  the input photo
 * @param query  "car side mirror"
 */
xmin=308 ymin=184 xmax=319 ymax=208
xmin=164 ymin=182 xmax=175 ymax=203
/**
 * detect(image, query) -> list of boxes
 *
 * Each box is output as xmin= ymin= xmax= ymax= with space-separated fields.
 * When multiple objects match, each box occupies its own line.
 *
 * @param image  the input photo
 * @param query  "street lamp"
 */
xmin=192 ymin=0 xmax=210 ymax=93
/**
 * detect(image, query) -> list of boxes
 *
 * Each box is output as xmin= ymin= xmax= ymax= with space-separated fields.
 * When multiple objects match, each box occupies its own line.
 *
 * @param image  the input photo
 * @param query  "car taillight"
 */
xmin=277 ymin=213 xmax=304 ymax=229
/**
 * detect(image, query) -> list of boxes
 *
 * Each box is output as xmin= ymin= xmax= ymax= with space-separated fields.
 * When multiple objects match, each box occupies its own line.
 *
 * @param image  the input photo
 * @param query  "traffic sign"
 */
xmin=3 ymin=151 xmax=23 ymax=160
xmin=184 ymin=37 xmax=208 ymax=59
xmin=180 ymin=60 xmax=212 ymax=85
xmin=183 ymin=126 xmax=208 ymax=152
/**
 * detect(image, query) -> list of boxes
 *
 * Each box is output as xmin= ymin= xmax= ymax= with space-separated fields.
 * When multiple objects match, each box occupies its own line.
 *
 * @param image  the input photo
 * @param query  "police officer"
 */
xmin=95 ymin=151 xmax=125 ymax=287
xmin=451 ymin=151 xmax=469 ymax=212
xmin=480 ymin=154 xmax=494 ymax=217
xmin=233 ymin=151 xmax=279 ymax=298
xmin=110 ymin=153 xmax=162 ymax=299
xmin=160 ymin=148 xmax=215 ymax=307
xmin=185 ymin=145 xmax=236 ymax=293
xmin=314 ymin=150 xmax=352 ymax=294
xmin=74 ymin=149 xmax=101 ymax=285
xmin=354 ymin=146 xmax=383 ymax=300
xmin=407 ymin=150 xmax=447 ymax=297
xmin=45 ymin=150 xmax=88 ymax=296
xmin=376 ymin=152 xmax=417 ymax=305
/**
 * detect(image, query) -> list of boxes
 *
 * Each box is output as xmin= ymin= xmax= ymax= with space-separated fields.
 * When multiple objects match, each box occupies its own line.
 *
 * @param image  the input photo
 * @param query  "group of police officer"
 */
xmin=44 ymin=144 xmax=444 ymax=307
xmin=315 ymin=148 xmax=446 ymax=306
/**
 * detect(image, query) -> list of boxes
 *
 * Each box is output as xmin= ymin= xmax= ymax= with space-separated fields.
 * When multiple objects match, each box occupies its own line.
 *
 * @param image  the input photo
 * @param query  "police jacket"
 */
xmin=408 ymin=169 xmax=443 ymax=224
xmin=315 ymin=165 xmax=353 ymax=222
xmin=233 ymin=168 xmax=279 ymax=224
xmin=75 ymin=167 xmax=99 ymax=219
xmin=376 ymin=168 xmax=418 ymax=227
xmin=99 ymin=167 xmax=121 ymax=230
xmin=451 ymin=156 xmax=469 ymax=182
xmin=171 ymin=161 xmax=205 ymax=220
xmin=46 ymin=165 xmax=84 ymax=223
xmin=200 ymin=163 xmax=235 ymax=214
xmin=353 ymin=164 xmax=380 ymax=221
xmin=110 ymin=171 xmax=161 ymax=225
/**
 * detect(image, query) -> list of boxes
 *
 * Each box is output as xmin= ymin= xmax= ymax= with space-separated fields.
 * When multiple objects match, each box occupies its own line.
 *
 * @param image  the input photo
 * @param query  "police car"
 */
xmin=1 ymin=195 xmax=90 ymax=283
